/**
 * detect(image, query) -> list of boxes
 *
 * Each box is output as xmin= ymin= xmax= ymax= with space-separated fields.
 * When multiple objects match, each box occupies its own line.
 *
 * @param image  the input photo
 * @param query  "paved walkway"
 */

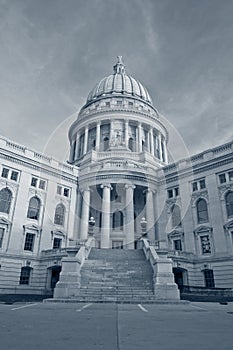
xmin=0 ymin=302 xmax=232 ymax=350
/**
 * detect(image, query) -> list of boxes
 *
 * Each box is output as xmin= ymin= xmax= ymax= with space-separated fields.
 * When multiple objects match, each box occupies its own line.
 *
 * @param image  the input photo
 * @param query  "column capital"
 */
xmin=143 ymin=187 xmax=156 ymax=194
xmin=125 ymin=184 xmax=136 ymax=190
xmin=100 ymin=184 xmax=112 ymax=190
xmin=80 ymin=187 xmax=91 ymax=193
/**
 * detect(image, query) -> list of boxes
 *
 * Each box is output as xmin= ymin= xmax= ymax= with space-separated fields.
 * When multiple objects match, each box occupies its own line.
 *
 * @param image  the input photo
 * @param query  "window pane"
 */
xmin=167 ymin=189 xmax=173 ymax=198
xmin=175 ymin=187 xmax=179 ymax=196
xmin=53 ymin=238 xmax=62 ymax=249
xmin=201 ymin=235 xmax=211 ymax=254
xmin=27 ymin=197 xmax=40 ymax=220
xmin=192 ymin=182 xmax=198 ymax=192
xmin=11 ymin=171 xmax=18 ymax=181
xmin=219 ymin=174 xmax=226 ymax=184
xmin=39 ymin=180 xmax=46 ymax=190
xmin=54 ymin=204 xmax=65 ymax=226
xmin=199 ymin=179 xmax=206 ymax=189
xmin=204 ymin=269 xmax=215 ymax=288
xmin=1 ymin=168 xmax=9 ymax=178
xmin=0 ymin=227 xmax=4 ymax=248
xmin=19 ymin=267 xmax=31 ymax=285
xmin=57 ymin=186 xmax=62 ymax=195
xmin=229 ymin=171 xmax=233 ymax=182
xmin=63 ymin=188 xmax=69 ymax=197
xmin=31 ymin=177 xmax=38 ymax=187
xmin=197 ymin=199 xmax=209 ymax=223
xmin=0 ymin=188 xmax=12 ymax=214
xmin=24 ymin=233 xmax=35 ymax=251
xmin=226 ymin=192 xmax=233 ymax=217
xmin=172 ymin=205 xmax=181 ymax=227
xmin=174 ymin=239 xmax=182 ymax=251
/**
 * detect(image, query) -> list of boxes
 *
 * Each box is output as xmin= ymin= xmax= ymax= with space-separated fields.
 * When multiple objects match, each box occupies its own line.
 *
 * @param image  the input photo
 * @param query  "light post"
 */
xmin=88 ymin=216 xmax=95 ymax=236
xmin=140 ymin=217 xmax=147 ymax=236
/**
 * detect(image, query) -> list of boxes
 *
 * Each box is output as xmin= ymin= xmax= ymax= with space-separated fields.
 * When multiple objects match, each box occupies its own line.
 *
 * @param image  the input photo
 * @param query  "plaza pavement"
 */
xmin=0 ymin=301 xmax=232 ymax=350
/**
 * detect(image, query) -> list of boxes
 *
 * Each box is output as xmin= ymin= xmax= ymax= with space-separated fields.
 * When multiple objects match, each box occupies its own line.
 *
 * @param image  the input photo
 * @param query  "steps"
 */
xmin=77 ymin=248 xmax=155 ymax=303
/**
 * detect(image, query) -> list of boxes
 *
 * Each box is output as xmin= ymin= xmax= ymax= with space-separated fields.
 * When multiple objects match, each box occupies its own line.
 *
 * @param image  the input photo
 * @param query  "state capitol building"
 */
xmin=0 ymin=57 xmax=233 ymax=299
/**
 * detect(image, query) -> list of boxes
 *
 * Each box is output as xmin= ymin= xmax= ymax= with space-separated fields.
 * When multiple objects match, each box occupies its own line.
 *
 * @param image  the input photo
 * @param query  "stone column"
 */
xmin=163 ymin=138 xmax=168 ymax=163
xmin=79 ymin=188 xmax=91 ymax=240
xmin=74 ymin=189 xmax=82 ymax=240
xmin=125 ymin=120 xmax=129 ymax=148
xmin=95 ymin=122 xmax=101 ymax=151
xmin=83 ymin=126 xmax=89 ymax=155
xmin=101 ymin=184 xmax=112 ymax=248
xmin=146 ymin=188 xmax=155 ymax=242
xmin=150 ymin=127 xmax=155 ymax=156
xmin=158 ymin=133 xmax=163 ymax=161
xmin=125 ymin=184 xmax=136 ymax=249
xmin=138 ymin=123 xmax=142 ymax=152
xmin=74 ymin=132 xmax=80 ymax=160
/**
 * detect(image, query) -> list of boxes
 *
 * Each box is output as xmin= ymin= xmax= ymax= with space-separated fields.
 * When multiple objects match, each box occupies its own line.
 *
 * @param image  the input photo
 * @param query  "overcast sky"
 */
xmin=0 ymin=0 xmax=232 ymax=162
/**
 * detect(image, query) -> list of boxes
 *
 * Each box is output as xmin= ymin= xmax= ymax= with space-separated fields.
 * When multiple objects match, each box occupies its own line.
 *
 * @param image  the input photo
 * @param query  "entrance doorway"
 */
xmin=112 ymin=241 xmax=123 ymax=249
xmin=49 ymin=265 xmax=61 ymax=290
xmin=173 ymin=267 xmax=188 ymax=290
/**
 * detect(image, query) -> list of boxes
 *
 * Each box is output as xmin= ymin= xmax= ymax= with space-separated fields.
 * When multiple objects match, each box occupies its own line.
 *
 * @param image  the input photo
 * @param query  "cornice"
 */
xmin=0 ymin=152 xmax=78 ymax=184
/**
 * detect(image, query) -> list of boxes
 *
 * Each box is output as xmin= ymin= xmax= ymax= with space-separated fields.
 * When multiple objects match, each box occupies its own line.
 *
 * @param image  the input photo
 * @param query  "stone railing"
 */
xmin=53 ymin=237 xmax=95 ymax=299
xmin=140 ymin=238 xmax=180 ymax=300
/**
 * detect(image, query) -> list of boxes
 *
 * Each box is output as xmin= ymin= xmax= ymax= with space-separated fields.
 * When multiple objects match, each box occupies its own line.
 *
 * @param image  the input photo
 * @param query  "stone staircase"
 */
xmin=77 ymin=248 xmax=155 ymax=303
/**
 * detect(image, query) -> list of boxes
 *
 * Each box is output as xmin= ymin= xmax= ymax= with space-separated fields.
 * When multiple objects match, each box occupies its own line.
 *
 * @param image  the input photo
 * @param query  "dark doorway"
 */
xmin=50 ymin=266 xmax=61 ymax=290
xmin=173 ymin=267 xmax=188 ymax=290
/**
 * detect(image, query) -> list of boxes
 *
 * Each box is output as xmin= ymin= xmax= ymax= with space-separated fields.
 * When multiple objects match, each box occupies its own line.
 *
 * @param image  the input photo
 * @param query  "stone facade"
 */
xmin=0 ymin=58 xmax=233 ymax=295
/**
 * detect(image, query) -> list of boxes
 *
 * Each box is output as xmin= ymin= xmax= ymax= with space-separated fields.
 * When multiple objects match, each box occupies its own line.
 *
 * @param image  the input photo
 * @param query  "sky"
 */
xmin=0 ymin=0 xmax=233 ymax=163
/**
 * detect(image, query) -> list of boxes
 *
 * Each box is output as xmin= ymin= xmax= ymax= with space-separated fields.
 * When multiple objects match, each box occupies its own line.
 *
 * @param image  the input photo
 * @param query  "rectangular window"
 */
xmin=39 ymin=180 xmax=46 ymax=190
xmin=192 ymin=182 xmax=198 ymax=192
xmin=174 ymin=239 xmax=182 ymax=251
xmin=63 ymin=188 xmax=69 ymax=197
xmin=117 ymin=101 xmax=122 ymax=106
xmin=57 ymin=186 xmax=62 ymax=195
xmin=200 ymin=235 xmax=211 ymax=254
xmin=219 ymin=173 xmax=226 ymax=184
xmin=1 ymin=168 xmax=9 ymax=178
xmin=167 ymin=189 xmax=173 ymax=198
xmin=19 ymin=267 xmax=31 ymax=285
xmin=24 ymin=233 xmax=35 ymax=251
xmin=31 ymin=177 xmax=38 ymax=187
xmin=53 ymin=238 xmax=62 ymax=249
xmin=199 ymin=179 xmax=206 ymax=189
xmin=174 ymin=187 xmax=179 ymax=196
xmin=105 ymin=102 xmax=110 ymax=107
xmin=204 ymin=269 xmax=215 ymax=288
xmin=228 ymin=171 xmax=233 ymax=182
xmin=10 ymin=171 xmax=19 ymax=182
xmin=0 ymin=227 xmax=4 ymax=248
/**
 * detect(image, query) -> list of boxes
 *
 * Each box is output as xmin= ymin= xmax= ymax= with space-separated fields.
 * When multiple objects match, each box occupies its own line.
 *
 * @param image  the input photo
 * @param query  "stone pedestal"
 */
xmin=54 ymin=257 xmax=81 ymax=298
xmin=153 ymin=255 xmax=180 ymax=300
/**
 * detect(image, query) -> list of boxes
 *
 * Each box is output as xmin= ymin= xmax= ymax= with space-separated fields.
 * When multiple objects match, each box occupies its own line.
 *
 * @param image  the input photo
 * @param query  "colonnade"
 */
xmin=71 ymin=120 xmax=168 ymax=163
xmin=78 ymin=184 xmax=155 ymax=249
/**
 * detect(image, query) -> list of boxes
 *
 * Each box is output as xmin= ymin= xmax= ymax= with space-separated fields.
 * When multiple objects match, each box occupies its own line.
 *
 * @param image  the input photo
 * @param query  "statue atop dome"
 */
xmin=113 ymin=56 xmax=125 ymax=74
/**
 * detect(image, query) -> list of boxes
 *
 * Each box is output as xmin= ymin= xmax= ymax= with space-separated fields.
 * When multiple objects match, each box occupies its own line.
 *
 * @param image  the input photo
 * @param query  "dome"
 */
xmin=86 ymin=56 xmax=152 ymax=105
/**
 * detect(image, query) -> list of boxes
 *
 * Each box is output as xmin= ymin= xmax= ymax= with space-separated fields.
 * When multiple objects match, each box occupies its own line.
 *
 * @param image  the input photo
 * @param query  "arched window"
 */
xmin=103 ymin=137 xmax=109 ymax=151
xmin=54 ymin=204 xmax=65 ymax=226
xmin=196 ymin=198 xmax=209 ymax=224
xmin=226 ymin=191 xmax=233 ymax=218
xmin=129 ymin=138 xmax=134 ymax=151
xmin=27 ymin=196 xmax=41 ymax=220
xmin=171 ymin=204 xmax=181 ymax=228
xmin=112 ymin=211 xmax=123 ymax=230
xmin=0 ymin=188 xmax=12 ymax=214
